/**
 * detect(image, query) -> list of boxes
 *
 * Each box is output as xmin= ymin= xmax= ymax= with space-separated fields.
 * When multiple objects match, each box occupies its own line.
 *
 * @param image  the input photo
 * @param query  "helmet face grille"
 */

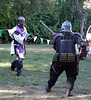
xmin=18 ymin=16 xmax=25 ymax=22
xmin=61 ymin=21 xmax=72 ymax=32
xmin=17 ymin=16 xmax=25 ymax=28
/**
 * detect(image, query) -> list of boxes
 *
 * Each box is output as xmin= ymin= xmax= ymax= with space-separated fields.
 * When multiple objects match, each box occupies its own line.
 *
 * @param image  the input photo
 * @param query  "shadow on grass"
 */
xmin=0 ymin=44 xmax=91 ymax=100
xmin=0 ymin=65 xmax=91 ymax=100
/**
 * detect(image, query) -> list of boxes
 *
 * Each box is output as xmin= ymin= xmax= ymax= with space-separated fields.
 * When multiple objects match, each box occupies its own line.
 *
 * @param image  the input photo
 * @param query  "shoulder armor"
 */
xmin=74 ymin=32 xmax=82 ymax=37
xmin=53 ymin=33 xmax=62 ymax=42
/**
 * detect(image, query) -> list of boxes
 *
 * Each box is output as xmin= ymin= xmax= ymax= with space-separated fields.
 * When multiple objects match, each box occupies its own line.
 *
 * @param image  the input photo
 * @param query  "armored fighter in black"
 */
xmin=45 ymin=21 xmax=88 ymax=97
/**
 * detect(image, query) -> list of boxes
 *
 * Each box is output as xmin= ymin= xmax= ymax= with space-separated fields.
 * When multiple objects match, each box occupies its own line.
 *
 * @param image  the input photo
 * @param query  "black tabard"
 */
xmin=53 ymin=32 xmax=79 ymax=62
xmin=55 ymin=32 xmax=75 ymax=54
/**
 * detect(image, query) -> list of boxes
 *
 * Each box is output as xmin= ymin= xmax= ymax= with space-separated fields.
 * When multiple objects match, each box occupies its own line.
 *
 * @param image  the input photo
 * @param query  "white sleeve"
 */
xmin=13 ymin=34 xmax=24 ymax=44
xmin=24 ymin=27 xmax=28 ymax=34
xmin=8 ymin=27 xmax=16 ymax=39
xmin=10 ymin=40 xmax=15 ymax=55
xmin=24 ymin=27 xmax=28 ymax=41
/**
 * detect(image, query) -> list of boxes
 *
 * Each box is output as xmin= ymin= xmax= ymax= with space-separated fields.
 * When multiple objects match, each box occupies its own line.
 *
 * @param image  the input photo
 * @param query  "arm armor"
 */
xmin=53 ymin=33 xmax=61 ymax=50
xmin=80 ymin=40 xmax=89 ymax=60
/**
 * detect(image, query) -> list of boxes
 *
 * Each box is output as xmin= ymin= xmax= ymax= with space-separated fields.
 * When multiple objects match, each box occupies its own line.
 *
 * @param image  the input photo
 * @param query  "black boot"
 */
xmin=17 ymin=69 xmax=21 ymax=76
xmin=66 ymin=89 xmax=73 ymax=97
xmin=45 ymin=85 xmax=51 ymax=92
xmin=10 ymin=60 xmax=18 ymax=71
xmin=10 ymin=67 xmax=15 ymax=71
xmin=17 ymin=69 xmax=25 ymax=77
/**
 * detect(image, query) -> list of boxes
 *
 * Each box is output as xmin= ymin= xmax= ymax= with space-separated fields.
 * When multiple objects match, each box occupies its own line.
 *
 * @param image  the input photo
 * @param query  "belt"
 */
xmin=53 ymin=53 xmax=80 ymax=62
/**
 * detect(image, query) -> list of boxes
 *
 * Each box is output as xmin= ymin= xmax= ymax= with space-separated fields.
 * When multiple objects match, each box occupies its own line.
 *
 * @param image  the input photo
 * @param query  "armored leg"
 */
xmin=45 ymin=71 xmax=59 ymax=92
xmin=64 ymin=62 xmax=79 ymax=96
xmin=48 ymin=71 xmax=59 ymax=89
xmin=66 ymin=75 xmax=77 ymax=97
xmin=45 ymin=62 xmax=63 ymax=92
xmin=15 ymin=59 xmax=23 ymax=76
xmin=10 ymin=59 xmax=18 ymax=71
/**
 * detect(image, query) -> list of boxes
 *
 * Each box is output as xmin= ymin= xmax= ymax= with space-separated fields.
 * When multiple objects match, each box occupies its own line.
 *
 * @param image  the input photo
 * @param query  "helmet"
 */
xmin=61 ymin=21 xmax=72 ymax=32
xmin=17 ymin=16 xmax=25 ymax=28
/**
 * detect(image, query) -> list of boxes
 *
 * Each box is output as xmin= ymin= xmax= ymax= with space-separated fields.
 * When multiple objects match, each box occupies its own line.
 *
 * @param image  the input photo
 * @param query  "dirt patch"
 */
xmin=26 ymin=48 xmax=54 ymax=51
xmin=0 ymin=48 xmax=10 ymax=51
xmin=0 ymin=47 xmax=54 ymax=51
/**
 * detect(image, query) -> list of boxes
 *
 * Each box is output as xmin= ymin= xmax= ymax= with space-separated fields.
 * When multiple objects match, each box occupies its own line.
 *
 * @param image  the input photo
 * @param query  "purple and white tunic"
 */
xmin=9 ymin=26 xmax=27 ymax=59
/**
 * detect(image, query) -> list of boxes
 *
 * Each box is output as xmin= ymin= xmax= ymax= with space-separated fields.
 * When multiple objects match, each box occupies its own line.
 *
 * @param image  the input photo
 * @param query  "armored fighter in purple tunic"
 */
xmin=9 ymin=16 xmax=27 ymax=76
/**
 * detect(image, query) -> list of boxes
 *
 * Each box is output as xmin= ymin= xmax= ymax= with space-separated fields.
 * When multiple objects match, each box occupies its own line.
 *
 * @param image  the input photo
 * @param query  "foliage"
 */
xmin=0 ymin=0 xmax=91 ymax=43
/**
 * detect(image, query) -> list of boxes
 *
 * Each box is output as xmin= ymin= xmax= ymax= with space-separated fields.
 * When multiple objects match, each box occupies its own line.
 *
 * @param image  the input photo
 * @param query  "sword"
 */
xmin=40 ymin=20 xmax=55 ymax=35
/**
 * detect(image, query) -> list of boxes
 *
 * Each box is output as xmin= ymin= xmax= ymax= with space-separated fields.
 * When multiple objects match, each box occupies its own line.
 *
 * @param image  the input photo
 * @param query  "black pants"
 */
xmin=11 ymin=59 xmax=23 ymax=71
xmin=48 ymin=61 xmax=79 ymax=90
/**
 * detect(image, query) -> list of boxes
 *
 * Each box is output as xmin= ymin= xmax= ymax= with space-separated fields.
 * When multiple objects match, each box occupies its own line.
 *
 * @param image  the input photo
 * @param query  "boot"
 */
xmin=10 ymin=67 xmax=15 ymax=71
xmin=66 ymin=89 xmax=73 ymax=97
xmin=16 ymin=69 xmax=25 ymax=77
xmin=17 ymin=69 xmax=21 ymax=76
xmin=45 ymin=85 xmax=51 ymax=92
xmin=10 ymin=59 xmax=18 ymax=71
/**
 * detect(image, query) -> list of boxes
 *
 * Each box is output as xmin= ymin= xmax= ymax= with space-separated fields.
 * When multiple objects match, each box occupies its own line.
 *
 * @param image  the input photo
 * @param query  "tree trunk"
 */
xmin=80 ymin=13 xmax=86 ymax=36
xmin=75 ymin=0 xmax=88 ymax=36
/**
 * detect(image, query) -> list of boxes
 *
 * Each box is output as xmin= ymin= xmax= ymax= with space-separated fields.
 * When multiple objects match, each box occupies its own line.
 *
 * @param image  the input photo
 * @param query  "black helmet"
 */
xmin=61 ymin=21 xmax=72 ymax=32
xmin=17 ymin=16 xmax=25 ymax=28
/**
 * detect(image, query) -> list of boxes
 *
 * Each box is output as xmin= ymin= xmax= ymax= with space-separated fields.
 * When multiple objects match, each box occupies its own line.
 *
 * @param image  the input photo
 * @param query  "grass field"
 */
xmin=0 ymin=44 xmax=91 ymax=100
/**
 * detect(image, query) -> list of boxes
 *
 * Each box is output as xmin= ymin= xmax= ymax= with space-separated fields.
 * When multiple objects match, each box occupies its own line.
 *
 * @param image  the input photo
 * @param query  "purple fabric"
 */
xmin=16 ymin=26 xmax=26 ymax=53
xmin=19 ymin=44 xmax=24 ymax=53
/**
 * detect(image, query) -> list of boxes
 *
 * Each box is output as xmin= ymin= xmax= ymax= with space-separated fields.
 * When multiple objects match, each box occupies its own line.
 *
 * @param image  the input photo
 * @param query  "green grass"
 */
xmin=0 ymin=44 xmax=91 ymax=100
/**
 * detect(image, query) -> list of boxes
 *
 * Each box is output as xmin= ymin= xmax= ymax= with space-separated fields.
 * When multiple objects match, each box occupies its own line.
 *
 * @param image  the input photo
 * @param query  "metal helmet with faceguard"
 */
xmin=17 ymin=16 xmax=25 ymax=28
xmin=61 ymin=21 xmax=72 ymax=32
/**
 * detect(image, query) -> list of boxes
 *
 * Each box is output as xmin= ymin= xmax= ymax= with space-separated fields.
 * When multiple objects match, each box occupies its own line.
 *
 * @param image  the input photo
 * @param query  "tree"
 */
xmin=74 ymin=0 xmax=90 ymax=36
xmin=0 ymin=0 xmax=91 ymax=43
